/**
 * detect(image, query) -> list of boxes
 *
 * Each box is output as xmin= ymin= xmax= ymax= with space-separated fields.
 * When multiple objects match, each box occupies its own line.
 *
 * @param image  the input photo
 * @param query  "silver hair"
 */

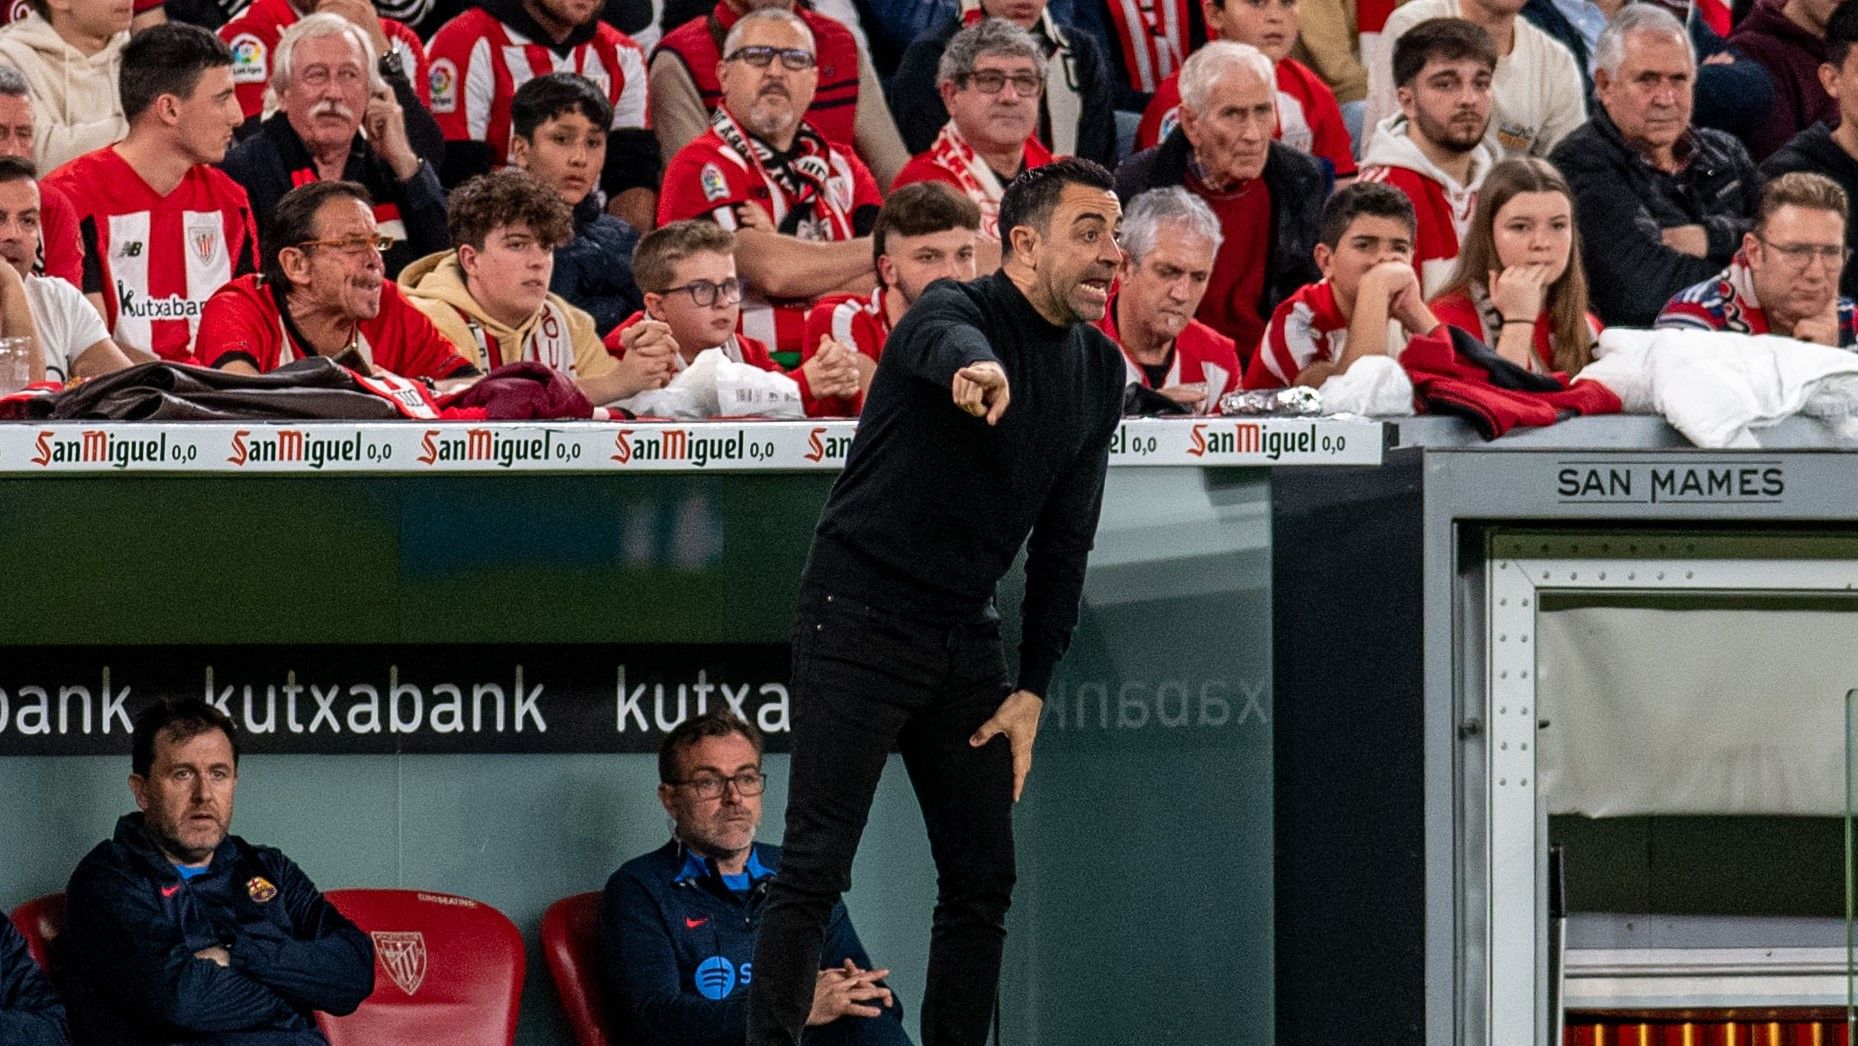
xmin=1118 ymin=187 xmax=1225 ymax=263
xmin=1594 ymin=2 xmax=1693 ymax=79
xmin=272 ymin=12 xmax=385 ymax=93
xmin=722 ymin=8 xmax=815 ymax=57
xmin=0 ymin=64 xmax=26 ymax=99
xmin=936 ymin=18 xmax=1044 ymax=87
xmin=1178 ymin=39 xmax=1274 ymax=114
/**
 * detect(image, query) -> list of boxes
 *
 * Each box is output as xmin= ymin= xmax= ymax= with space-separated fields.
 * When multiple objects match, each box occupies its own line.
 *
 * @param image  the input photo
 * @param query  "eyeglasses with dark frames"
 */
xmin=654 ymin=277 xmax=746 ymax=307
xmin=673 ymin=769 xmax=767 ymax=799
xmin=725 ymin=45 xmax=816 ymax=71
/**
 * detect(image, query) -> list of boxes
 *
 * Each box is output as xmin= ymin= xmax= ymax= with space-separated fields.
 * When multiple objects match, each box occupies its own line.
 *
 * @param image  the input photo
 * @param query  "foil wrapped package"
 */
xmin=1218 ymin=386 xmax=1323 ymax=416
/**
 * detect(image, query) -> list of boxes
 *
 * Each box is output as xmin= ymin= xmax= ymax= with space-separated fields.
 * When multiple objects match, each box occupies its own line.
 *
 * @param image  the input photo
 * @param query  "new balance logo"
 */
xmin=117 ymin=242 xmax=143 ymax=258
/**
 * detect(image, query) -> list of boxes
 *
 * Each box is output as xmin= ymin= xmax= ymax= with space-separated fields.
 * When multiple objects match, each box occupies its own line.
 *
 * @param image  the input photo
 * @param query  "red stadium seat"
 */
xmin=542 ymin=892 xmax=617 ymax=1046
xmin=316 ymin=888 xmax=525 ymax=1046
xmin=9 ymin=892 xmax=65 ymax=969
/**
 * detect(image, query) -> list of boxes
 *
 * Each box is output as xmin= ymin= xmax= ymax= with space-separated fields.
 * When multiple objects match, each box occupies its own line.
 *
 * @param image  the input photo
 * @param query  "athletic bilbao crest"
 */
xmin=192 ymin=230 xmax=218 ymax=265
xmin=371 ymin=931 xmax=428 ymax=995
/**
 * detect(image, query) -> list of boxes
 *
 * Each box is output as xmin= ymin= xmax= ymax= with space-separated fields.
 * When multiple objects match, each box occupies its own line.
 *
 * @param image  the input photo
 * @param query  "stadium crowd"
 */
xmin=0 ymin=0 xmax=1851 ymax=417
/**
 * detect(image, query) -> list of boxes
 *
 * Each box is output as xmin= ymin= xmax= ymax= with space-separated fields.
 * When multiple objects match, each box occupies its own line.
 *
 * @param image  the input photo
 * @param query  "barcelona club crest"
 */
xmin=245 ymin=876 xmax=278 ymax=904
xmin=371 ymin=931 xmax=429 ymax=996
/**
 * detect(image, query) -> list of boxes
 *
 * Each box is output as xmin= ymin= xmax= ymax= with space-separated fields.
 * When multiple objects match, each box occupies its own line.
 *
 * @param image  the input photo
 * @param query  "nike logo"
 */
xmin=161 ymin=884 xmax=182 ymax=898
xmin=684 ymin=916 xmax=710 ymax=929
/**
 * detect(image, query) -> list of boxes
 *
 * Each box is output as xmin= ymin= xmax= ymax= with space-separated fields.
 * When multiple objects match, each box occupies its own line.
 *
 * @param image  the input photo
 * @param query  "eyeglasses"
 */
xmin=297 ymin=234 xmax=396 ymax=257
xmin=725 ymin=45 xmax=816 ymax=71
xmin=1757 ymin=237 xmax=1852 ymax=270
xmin=674 ymin=770 xmax=766 ymax=799
xmin=958 ymin=69 xmax=1044 ymax=96
xmin=655 ymin=277 xmax=745 ymax=307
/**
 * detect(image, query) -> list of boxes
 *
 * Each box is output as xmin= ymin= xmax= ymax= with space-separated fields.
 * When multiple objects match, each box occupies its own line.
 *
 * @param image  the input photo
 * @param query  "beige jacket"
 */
xmin=1293 ymin=0 xmax=1369 ymax=104
xmin=398 ymin=251 xmax=614 ymax=378
xmin=0 ymin=12 xmax=126 ymax=173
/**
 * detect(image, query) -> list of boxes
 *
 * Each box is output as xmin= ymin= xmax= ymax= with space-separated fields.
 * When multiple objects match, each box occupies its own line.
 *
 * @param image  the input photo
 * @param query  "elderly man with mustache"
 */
xmin=656 ymin=6 xmax=883 ymax=355
xmin=221 ymin=11 xmax=446 ymax=280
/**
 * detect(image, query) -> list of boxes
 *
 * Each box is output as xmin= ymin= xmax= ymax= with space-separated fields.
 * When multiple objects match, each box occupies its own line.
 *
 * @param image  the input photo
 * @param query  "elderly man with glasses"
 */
xmin=600 ymin=711 xmax=912 ymax=1046
xmin=656 ymin=6 xmax=884 ymax=355
xmin=1657 ymin=171 xmax=1858 ymax=347
xmin=195 ymin=179 xmax=479 ymax=385
xmin=893 ymin=18 xmax=1051 ymax=255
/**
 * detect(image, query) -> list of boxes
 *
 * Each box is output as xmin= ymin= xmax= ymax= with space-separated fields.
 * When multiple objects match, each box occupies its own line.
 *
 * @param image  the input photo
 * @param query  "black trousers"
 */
xmin=748 ymin=586 xmax=1017 ymax=1046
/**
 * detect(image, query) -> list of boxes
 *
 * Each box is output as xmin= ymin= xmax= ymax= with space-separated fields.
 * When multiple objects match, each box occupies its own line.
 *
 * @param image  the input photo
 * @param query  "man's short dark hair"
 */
xmin=1318 ymin=181 xmax=1417 ymax=249
xmin=1392 ymin=18 xmax=1497 ymax=89
xmin=996 ymin=157 xmax=1115 ymax=259
xmin=0 ymin=156 xmax=36 ymax=187
xmin=1829 ymin=0 xmax=1858 ymax=68
xmin=512 ymin=72 xmax=613 ymax=142
xmin=132 ymin=699 xmax=240 ymax=779
xmin=121 ymin=23 xmax=234 ymax=124
xmin=658 ymin=711 xmax=764 ymax=784
xmin=447 ymin=169 xmax=574 ymax=252
xmin=262 ymin=180 xmax=374 ymax=289
xmin=873 ymin=181 xmax=982 ymax=267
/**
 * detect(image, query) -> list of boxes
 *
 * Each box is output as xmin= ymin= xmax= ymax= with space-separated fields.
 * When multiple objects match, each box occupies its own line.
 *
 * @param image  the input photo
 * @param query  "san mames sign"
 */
xmin=0 ymin=644 xmax=795 ymax=755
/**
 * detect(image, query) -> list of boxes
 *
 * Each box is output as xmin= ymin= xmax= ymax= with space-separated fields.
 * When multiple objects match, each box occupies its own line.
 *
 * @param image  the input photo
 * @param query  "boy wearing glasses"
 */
xmin=656 ymin=8 xmax=883 ymax=355
xmin=1656 ymin=172 xmax=1858 ymax=347
xmin=196 ymin=180 xmax=478 ymax=383
xmin=606 ymin=219 xmax=863 ymax=416
xmin=892 ymin=19 xmax=1053 ymax=246
xmin=600 ymin=711 xmax=911 ymax=1046
xmin=401 ymin=168 xmax=674 ymax=405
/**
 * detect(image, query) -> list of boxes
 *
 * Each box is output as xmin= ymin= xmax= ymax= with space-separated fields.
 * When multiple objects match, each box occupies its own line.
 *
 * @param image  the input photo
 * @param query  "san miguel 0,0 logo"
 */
xmin=30 ymin=429 xmax=197 ymax=469
xmin=226 ymin=429 xmax=392 ymax=469
xmin=415 ymin=428 xmax=580 ymax=467
xmin=611 ymin=428 xmax=770 ymax=467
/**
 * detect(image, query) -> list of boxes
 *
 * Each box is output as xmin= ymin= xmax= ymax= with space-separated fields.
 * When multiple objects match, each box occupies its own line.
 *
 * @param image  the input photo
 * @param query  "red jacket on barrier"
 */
xmin=1401 ymin=324 xmax=1620 ymax=438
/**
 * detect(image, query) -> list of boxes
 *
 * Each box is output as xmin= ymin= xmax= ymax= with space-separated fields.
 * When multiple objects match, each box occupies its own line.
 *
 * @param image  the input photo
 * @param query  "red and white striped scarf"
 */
xmin=1101 ymin=0 xmax=1191 ymax=94
xmin=710 ymin=105 xmax=854 ymax=241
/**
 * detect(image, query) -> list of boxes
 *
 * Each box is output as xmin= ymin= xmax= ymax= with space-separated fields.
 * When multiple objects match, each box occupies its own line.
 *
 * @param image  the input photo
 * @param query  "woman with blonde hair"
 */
xmin=1431 ymin=157 xmax=1601 ymax=375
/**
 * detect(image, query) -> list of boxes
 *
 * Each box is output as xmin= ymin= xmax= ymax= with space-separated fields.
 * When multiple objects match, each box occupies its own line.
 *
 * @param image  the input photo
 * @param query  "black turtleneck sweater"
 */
xmin=805 ymin=270 xmax=1124 ymax=698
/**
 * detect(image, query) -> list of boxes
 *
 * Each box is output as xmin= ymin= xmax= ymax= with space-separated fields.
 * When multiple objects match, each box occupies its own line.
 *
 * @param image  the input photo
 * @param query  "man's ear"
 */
xmin=1821 ymin=61 xmax=1843 ymax=104
xmin=129 ymin=773 xmax=150 ymax=813
xmin=1007 ymin=224 xmax=1039 ymax=263
xmin=279 ymin=245 xmax=312 ymax=287
xmin=876 ymin=253 xmax=898 ymax=288
xmin=457 ymin=242 xmax=480 ymax=279
xmin=509 ymin=135 xmax=532 ymax=169
xmin=939 ymin=79 xmax=959 ymax=109
xmin=1395 ymin=83 xmax=1417 ymax=122
xmin=657 ymin=782 xmax=678 ymax=819
xmin=644 ymin=290 xmax=667 ymax=322
xmin=1314 ymin=242 xmax=1334 ymax=278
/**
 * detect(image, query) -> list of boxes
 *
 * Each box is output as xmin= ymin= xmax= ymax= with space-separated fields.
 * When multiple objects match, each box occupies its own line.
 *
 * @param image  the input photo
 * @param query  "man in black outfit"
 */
xmin=747 ymin=157 xmax=1128 ymax=1046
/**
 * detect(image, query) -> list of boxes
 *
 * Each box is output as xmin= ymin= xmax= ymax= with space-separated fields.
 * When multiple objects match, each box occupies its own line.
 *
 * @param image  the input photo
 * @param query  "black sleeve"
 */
xmin=440 ymin=141 xmax=499 ymax=190
xmin=78 ymin=216 xmax=104 ymax=295
xmin=889 ymin=37 xmax=953 ymax=155
xmin=601 ymin=127 xmax=663 ymax=197
xmin=0 ymin=920 xmax=65 ymax=1046
xmin=394 ymin=160 xmax=450 ymax=262
xmin=389 ymin=69 xmax=447 ymax=170
xmin=227 ymin=855 xmax=375 ymax=1017
xmin=1066 ymin=30 xmax=1118 ymax=170
xmin=1017 ymin=397 xmax=1117 ymax=697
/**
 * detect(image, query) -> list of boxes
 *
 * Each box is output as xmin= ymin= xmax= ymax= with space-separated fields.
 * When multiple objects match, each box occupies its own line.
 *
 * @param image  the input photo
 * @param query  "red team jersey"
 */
xmin=221 ymin=0 xmax=432 ymax=121
xmin=195 ymin=274 xmax=476 ymax=379
xmin=47 ymin=148 xmax=258 ymax=362
xmin=1247 ymin=278 xmax=1368 ymax=388
xmin=652 ymin=2 xmax=861 ymax=150
xmin=1095 ymin=291 xmax=1242 ymax=404
xmin=606 ymin=309 xmax=842 ymax=416
xmin=658 ymin=119 xmax=882 ymax=351
xmin=425 ymin=7 xmax=648 ymax=167
xmin=800 ymin=285 xmax=895 ymax=415
xmin=1430 ymin=288 xmax=1606 ymax=371
xmin=1134 ymin=59 xmax=1356 ymax=178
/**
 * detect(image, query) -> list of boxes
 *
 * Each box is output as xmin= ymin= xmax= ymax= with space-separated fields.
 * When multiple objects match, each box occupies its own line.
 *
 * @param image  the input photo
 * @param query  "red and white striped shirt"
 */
xmin=1095 ymin=291 xmax=1241 ymax=403
xmin=1245 ymin=277 xmax=1406 ymax=388
xmin=47 ymin=147 xmax=258 ymax=362
xmin=426 ymin=6 xmax=648 ymax=167
xmin=801 ymin=285 xmax=894 ymax=416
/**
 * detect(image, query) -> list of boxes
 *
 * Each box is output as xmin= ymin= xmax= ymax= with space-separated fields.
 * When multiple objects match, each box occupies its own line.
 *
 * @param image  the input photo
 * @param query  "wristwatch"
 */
xmin=378 ymin=42 xmax=407 ymax=81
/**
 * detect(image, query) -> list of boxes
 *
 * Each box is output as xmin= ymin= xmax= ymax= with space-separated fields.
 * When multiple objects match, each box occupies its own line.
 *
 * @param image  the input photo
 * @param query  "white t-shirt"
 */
xmin=26 ymin=273 xmax=110 ymax=384
xmin=1364 ymin=0 xmax=1588 ymax=159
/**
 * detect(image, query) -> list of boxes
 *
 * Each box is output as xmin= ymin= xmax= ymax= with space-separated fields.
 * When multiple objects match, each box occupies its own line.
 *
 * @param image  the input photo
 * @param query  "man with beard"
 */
xmin=1114 ymin=40 xmax=1325 ymax=359
xmin=1657 ymin=171 xmax=1858 ymax=345
xmin=194 ymin=179 xmax=479 ymax=384
xmin=802 ymin=182 xmax=982 ymax=414
xmin=657 ymin=8 xmax=882 ymax=353
xmin=745 ymin=158 xmax=1125 ymax=1046
xmin=0 ymin=156 xmax=132 ymax=383
xmin=1096 ymin=186 xmax=1239 ymax=413
xmin=55 ymin=699 xmax=374 ymax=1046
xmin=221 ymin=13 xmax=447 ymax=280
xmin=1359 ymin=17 xmax=1501 ymax=297
xmin=424 ymin=0 xmax=658 ymax=230
xmin=892 ymin=18 xmax=1052 ymax=249
xmin=600 ymin=711 xmax=910 ymax=1046
xmin=1550 ymin=3 xmax=1762 ymax=326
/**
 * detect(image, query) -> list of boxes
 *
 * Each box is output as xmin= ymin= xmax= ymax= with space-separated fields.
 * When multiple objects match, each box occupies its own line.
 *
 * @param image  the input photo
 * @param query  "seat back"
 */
xmin=541 ymin=892 xmax=616 ymax=1046
xmin=9 ymin=892 xmax=65 ymax=969
xmin=315 ymin=888 xmax=525 ymax=1046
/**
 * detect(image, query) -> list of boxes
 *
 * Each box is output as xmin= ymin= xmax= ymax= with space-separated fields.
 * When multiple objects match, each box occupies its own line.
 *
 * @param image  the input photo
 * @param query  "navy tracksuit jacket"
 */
xmin=55 ymin=813 xmax=374 ymax=1045
xmin=1 ymin=915 xmax=66 ymax=1045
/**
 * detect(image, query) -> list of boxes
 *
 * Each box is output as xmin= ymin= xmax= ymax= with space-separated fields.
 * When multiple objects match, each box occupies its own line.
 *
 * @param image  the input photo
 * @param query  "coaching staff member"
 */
xmin=747 ymin=157 xmax=1127 ymax=1046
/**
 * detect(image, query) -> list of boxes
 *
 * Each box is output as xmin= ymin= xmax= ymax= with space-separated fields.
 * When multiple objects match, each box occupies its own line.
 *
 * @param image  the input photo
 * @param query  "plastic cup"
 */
xmin=0 ymin=336 xmax=30 ymax=395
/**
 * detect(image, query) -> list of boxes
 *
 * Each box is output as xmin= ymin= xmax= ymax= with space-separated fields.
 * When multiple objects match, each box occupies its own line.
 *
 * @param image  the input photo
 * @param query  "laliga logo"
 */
xmin=694 ymin=955 xmax=752 ymax=1000
xmin=5 ymin=0 xmax=27 ymax=23
xmin=371 ymin=931 xmax=429 ymax=996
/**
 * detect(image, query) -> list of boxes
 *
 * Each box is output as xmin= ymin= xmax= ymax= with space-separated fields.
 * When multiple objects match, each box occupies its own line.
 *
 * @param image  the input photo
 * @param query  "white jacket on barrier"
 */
xmin=1578 ymin=327 xmax=1858 ymax=448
